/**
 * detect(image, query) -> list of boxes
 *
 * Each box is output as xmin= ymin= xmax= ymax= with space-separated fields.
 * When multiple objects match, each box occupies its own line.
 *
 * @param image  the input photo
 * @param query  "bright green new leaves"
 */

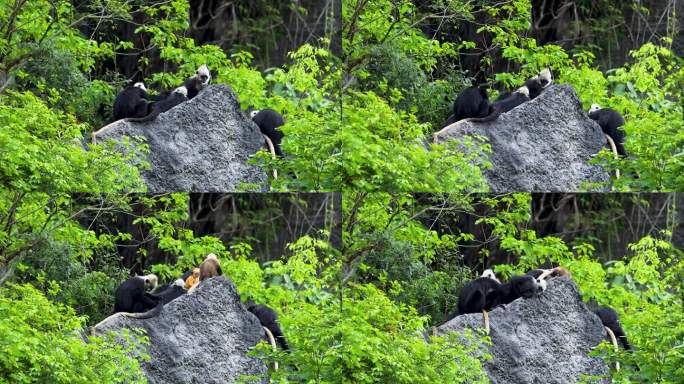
xmin=478 ymin=0 xmax=684 ymax=191
xmin=0 ymin=0 xmax=115 ymax=77
xmin=0 ymin=90 xmax=143 ymax=297
xmin=344 ymin=192 xmax=684 ymax=382
xmin=249 ymin=259 xmax=489 ymax=383
xmin=348 ymin=0 xmax=684 ymax=191
xmin=268 ymin=283 xmax=489 ymax=384
xmin=0 ymin=0 xmax=117 ymax=125
xmin=130 ymin=193 xmax=491 ymax=383
xmin=345 ymin=0 xmax=458 ymax=73
xmin=477 ymin=195 xmax=684 ymax=382
xmin=336 ymin=91 xmax=489 ymax=192
xmin=0 ymin=91 xmax=144 ymax=193
xmin=0 ymin=283 xmax=147 ymax=383
xmin=555 ymin=44 xmax=684 ymax=191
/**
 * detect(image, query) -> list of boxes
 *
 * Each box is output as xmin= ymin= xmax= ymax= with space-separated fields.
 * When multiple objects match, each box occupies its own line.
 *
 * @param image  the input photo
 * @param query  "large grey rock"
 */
xmin=434 ymin=84 xmax=610 ymax=191
xmin=437 ymin=277 xmax=609 ymax=384
xmin=92 ymin=276 xmax=268 ymax=383
xmin=94 ymin=84 xmax=268 ymax=192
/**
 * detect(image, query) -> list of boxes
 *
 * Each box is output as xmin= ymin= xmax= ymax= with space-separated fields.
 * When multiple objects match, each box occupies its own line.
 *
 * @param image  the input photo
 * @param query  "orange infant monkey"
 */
xmin=184 ymin=268 xmax=200 ymax=290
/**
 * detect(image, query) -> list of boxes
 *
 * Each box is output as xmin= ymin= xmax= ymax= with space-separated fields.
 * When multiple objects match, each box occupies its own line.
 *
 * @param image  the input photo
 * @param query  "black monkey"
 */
xmin=245 ymin=299 xmax=290 ymax=351
xmin=489 ymin=274 xmax=545 ymax=308
xmin=183 ymin=64 xmax=211 ymax=100
xmin=524 ymin=68 xmax=553 ymax=99
xmin=456 ymin=272 xmax=546 ymax=315
xmin=150 ymin=278 xmax=187 ymax=305
xmin=588 ymin=104 xmax=627 ymax=157
xmin=594 ymin=306 xmax=631 ymax=351
xmin=480 ymin=268 xmax=500 ymax=283
xmin=444 ymin=68 xmax=551 ymax=130
xmin=496 ymin=68 xmax=553 ymax=102
xmin=489 ymin=86 xmax=531 ymax=113
xmin=440 ymin=85 xmax=530 ymax=131
xmin=452 ymin=276 xmax=501 ymax=320
xmin=113 ymin=82 xmax=150 ymax=121
xmin=90 ymin=274 xmax=163 ymax=332
xmin=113 ymin=274 xmax=161 ymax=314
xmin=437 ymin=87 xmax=491 ymax=131
xmin=452 ymin=87 xmax=491 ymax=122
xmin=495 ymin=90 xmax=511 ymax=102
xmin=251 ymin=109 xmax=285 ymax=157
xmin=449 ymin=270 xmax=502 ymax=334
xmin=127 ymin=86 xmax=189 ymax=123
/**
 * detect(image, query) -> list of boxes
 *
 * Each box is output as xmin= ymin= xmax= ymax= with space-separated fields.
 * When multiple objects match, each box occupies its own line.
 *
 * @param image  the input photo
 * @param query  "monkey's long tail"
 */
xmin=262 ymin=134 xmax=278 ymax=179
xmin=604 ymin=326 xmax=620 ymax=372
xmin=432 ymin=109 xmax=502 ymax=142
xmin=90 ymin=303 xmax=163 ymax=336
xmin=263 ymin=326 xmax=279 ymax=371
xmin=468 ymin=108 xmax=503 ymax=124
xmin=536 ymin=268 xmax=556 ymax=281
xmin=121 ymin=302 xmax=164 ymax=319
xmin=604 ymin=134 xmax=621 ymax=180
xmin=126 ymin=110 xmax=161 ymax=123
xmin=482 ymin=309 xmax=490 ymax=335
xmin=91 ymin=121 xmax=121 ymax=144
xmin=91 ymin=110 xmax=158 ymax=143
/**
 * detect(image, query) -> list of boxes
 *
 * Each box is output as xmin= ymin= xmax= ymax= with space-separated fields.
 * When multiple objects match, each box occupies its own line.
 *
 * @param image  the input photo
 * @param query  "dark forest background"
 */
xmin=418 ymin=193 xmax=683 ymax=270
xmin=76 ymin=0 xmax=342 ymax=81
xmin=342 ymin=0 xmax=683 ymax=191
xmin=414 ymin=0 xmax=682 ymax=81
xmin=78 ymin=193 xmax=342 ymax=274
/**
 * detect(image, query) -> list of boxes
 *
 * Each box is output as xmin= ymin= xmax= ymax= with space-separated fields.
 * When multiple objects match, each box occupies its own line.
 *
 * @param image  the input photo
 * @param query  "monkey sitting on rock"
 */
xmin=434 ymin=68 xmax=553 ymax=141
xmin=449 ymin=268 xmax=548 ymax=334
xmin=93 ymin=65 xmax=212 ymax=143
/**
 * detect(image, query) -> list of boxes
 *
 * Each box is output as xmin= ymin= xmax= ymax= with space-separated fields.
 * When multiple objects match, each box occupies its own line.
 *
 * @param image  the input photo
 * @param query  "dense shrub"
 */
xmin=0 ymin=283 xmax=147 ymax=383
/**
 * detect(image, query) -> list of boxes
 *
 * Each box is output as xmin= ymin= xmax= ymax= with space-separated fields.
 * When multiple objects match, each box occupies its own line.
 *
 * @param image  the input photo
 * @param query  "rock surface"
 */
xmin=434 ymin=84 xmax=610 ymax=191
xmin=92 ymin=276 xmax=268 ymax=384
xmin=437 ymin=277 xmax=609 ymax=384
xmin=94 ymin=84 xmax=268 ymax=192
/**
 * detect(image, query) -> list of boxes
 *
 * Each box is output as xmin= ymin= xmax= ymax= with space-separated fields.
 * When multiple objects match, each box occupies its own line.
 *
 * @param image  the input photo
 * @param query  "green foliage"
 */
xmin=358 ymin=41 xmax=465 ymax=126
xmin=269 ymin=84 xmax=491 ymax=191
xmin=0 ymin=0 xmax=346 ymax=192
xmin=344 ymin=0 xmax=472 ymax=125
xmin=95 ymin=0 xmax=350 ymax=191
xmin=255 ymin=248 xmax=489 ymax=383
xmin=266 ymin=283 xmax=489 ymax=384
xmin=344 ymin=0 xmax=459 ymax=72
xmin=591 ymin=236 xmax=684 ymax=382
xmin=341 ymin=0 xmax=493 ymax=191
xmin=2 ymin=0 xmax=683 ymax=192
xmin=344 ymin=192 xmax=684 ymax=382
xmin=478 ymin=0 xmax=684 ymax=190
xmin=0 ymin=91 xmax=144 ymax=193
xmin=129 ymin=193 xmax=490 ymax=382
xmin=0 ymin=192 xmax=138 ymax=329
xmin=0 ymin=0 xmax=115 ymax=72
xmin=16 ymin=43 xmax=111 ymax=125
xmin=0 ymin=0 xmax=117 ymax=126
xmin=538 ymin=43 xmax=684 ymax=191
xmin=0 ymin=283 xmax=147 ymax=383
xmin=4 ymin=189 xmax=682 ymax=382
xmin=344 ymin=192 xmax=476 ymax=323
xmin=14 ymin=237 xmax=127 ymax=325
xmin=463 ymin=194 xmax=684 ymax=381
xmin=347 ymin=0 xmax=684 ymax=191
xmin=358 ymin=233 xmax=470 ymax=324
